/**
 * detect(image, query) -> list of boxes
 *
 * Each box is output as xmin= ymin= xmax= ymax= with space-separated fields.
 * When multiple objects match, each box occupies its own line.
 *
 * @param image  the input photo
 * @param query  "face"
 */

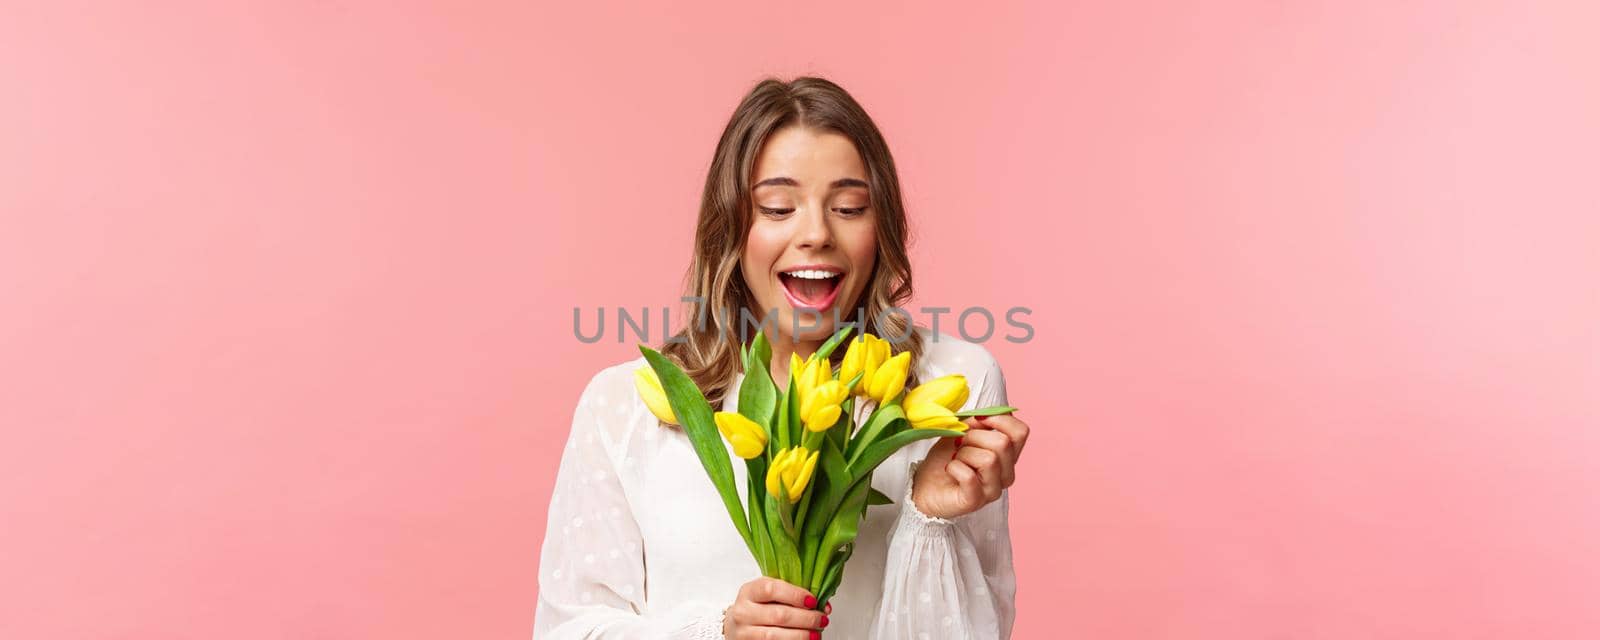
xmin=741 ymin=125 xmax=878 ymax=347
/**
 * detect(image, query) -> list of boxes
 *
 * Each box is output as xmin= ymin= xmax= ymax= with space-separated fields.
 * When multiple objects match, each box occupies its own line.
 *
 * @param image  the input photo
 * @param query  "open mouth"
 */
xmin=777 ymin=267 xmax=845 ymax=312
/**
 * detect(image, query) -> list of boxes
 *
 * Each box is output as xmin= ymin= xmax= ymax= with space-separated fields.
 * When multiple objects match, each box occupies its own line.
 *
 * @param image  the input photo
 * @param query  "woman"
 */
xmin=534 ymin=77 xmax=1029 ymax=639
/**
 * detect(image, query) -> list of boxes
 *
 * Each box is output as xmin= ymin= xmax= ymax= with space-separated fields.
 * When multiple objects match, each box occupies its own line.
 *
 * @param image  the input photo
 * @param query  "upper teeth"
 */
xmin=785 ymin=269 xmax=839 ymax=280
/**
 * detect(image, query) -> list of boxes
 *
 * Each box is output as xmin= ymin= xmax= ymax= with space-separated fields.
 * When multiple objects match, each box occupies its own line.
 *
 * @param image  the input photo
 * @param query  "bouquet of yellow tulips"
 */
xmin=635 ymin=326 xmax=1016 ymax=612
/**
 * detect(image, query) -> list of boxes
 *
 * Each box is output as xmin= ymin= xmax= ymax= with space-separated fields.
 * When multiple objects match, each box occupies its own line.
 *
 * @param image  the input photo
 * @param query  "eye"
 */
xmin=833 ymin=207 xmax=867 ymax=216
xmin=759 ymin=206 xmax=795 ymax=217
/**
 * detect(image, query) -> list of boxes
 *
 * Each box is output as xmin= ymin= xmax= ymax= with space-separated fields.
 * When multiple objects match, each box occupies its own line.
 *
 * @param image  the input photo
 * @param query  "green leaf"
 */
xmin=866 ymin=487 xmax=894 ymax=506
xmin=799 ymin=434 xmax=851 ymax=577
xmin=751 ymin=329 xmax=773 ymax=369
xmin=811 ymin=478 xmax=870 ymax=590
xmin=817 ymin=436 xmax=851 ymax=502
xmin=845 ymin=404 xmax=904 ymax=463
xmin=787 ymin=365 xmax=803 ymax=447
xmin=794 ymin=486 xmax=816 ymax=580
xmin=773 ymin=372 xmax=792 ymax=451
xmin=746 ymin=457 xmax=774 ymax=577
xmin=639 ymin=345 xmax=753 ymax=550
xmin=813 ymin=325 xmax=856 ymax=362
xmin=816 ymin=542 xmax=852 ymax=605
xmin=764 ymin=494 xmax=802 ymax=584
xmin=737 ymin=348 xmax=778 ymax=430
xmin=848 ymin=427 xmax=966 ymax=478
xmin=954 ymin=405 xmax=1018 ymax=418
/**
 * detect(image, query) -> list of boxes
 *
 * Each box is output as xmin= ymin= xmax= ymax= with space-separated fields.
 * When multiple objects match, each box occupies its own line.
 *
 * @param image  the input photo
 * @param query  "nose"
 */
xmin=794 ymin=204 xmax=834 ymax=250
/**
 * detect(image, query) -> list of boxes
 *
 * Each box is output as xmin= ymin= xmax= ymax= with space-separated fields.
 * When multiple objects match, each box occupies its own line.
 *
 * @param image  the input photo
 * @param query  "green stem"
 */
xmin=800 ymin=429 xmax=825 ymax=452
xmin=809 ymin=534 xmax=833 ymax=592
xmin=794 ymin=478 xmax=815 ymax=538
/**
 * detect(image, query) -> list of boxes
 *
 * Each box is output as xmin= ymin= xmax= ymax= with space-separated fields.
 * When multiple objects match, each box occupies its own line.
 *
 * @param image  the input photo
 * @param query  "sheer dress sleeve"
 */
xmin=532 ymin=370 xmax=726 ymax=639
xmin=871 ymin=353 xmax=1018 ymax=639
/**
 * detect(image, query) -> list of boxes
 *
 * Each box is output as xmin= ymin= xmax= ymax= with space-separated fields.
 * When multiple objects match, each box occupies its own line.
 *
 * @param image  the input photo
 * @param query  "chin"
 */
xmin=773 ymin=310 xmax=834 ymax=343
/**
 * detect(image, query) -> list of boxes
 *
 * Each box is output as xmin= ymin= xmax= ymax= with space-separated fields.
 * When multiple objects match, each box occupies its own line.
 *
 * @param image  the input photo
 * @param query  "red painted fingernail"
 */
xmin=821 ymin=615 xmax=830 ymax=627
xmin=810 ymin=631 xmax=821 ymax=640
xmin=825 ymin=602 xmax=832 ymax=614
xmin=804 ymin=595 xmax=817 ymax=608
xmin=956 ymin=437 xmax=964 ymax=448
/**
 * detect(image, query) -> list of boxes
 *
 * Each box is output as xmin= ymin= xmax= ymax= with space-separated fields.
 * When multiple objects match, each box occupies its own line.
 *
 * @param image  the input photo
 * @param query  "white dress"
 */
xmin=532 ymin=327 xmax=1017 ymax=639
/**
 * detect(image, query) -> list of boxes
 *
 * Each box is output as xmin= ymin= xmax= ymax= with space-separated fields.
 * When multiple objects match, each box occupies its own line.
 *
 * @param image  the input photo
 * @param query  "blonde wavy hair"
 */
xmin=658 ymin=76 xmax=925 ymax=409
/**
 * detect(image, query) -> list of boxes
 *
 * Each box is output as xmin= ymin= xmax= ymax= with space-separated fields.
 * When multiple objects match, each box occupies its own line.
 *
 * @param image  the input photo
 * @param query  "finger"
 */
xmin=955 ymin=417 xmax=983 ymax=448
xmin=735 ymin=626 xmax=813 ymax=640
xmin=747 ymin=577 xmax=815 ymax=609
xmin=749 ymin=603 xmax=827 ymax=629
xmin=960 ymin=428 xmax=1014 ymax=460
xmin=979 ymin=414 xmax=1030 ymax=454
xmin=960 ymin=429 xmax=1016 ymax=486
xmin=824 ymin=602 xmax=832 ymax=615
xmin=924 ymin=433 xmax=959 ymax=463
xmin=956 ymin=446 xmax=1003 ymax=501
xmin=945 ymin=458 xmax=986 ymax=506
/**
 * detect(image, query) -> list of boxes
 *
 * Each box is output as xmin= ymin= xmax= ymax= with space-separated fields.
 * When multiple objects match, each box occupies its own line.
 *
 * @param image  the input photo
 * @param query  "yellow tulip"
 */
xmin=864 ymin=351 xmax=911 ymax=404
xmin=839 ymin=335 xmax=871 ymax=390
xmin=714 ymin=411 xmax=768 ymax=459
xmin=905 ymin=374 xmax=969 ymax=412
xmin=633 ymin=367 xmax=677 ymax=425
xmin=905 ymin=399 xmax=967 ymax=431
xmin=799 ymin=379 xmax=849 ymax=432
xmin=840 ymin=334 xmax=891 ymax=396
xmin=789 ymin=351 xmax=831 ymax=399
xmin=904 ymin=374 xmax=971 ymax=431
xmin=790 ymin=352 xmax=806 ymax=393
xmin=765 ymin=446 xmax=820 ymax=503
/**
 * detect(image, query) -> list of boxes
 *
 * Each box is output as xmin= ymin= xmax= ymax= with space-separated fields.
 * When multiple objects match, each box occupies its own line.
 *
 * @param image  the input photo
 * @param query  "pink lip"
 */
xmin=777 ymin=265 xmax=845 ymax=313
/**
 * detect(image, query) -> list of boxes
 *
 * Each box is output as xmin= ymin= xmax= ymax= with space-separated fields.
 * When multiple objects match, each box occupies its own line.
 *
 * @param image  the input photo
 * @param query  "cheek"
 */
xmin=745 ymin=218 xmax=789 ymax=255
xmin=844 ymin=223 xmax=878 ymax=271
xmin=840 ymin=223 xmax=878 ymax=305
xmin=742 ymin=225 xmax=786 ymax=291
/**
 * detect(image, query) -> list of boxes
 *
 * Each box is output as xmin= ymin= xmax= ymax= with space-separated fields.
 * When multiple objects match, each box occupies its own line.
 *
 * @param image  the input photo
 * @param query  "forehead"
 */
xmin=751 ymin=126 xmax=867 ymax=183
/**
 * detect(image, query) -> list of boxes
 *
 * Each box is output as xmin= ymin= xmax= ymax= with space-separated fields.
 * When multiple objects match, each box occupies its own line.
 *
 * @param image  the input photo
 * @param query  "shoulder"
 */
xmin=561 ymin=355 xmax=663 ymax=455
xmin=573 ymin=355 xmax=651 ymax=418
xmin=910 ymin=326 xmax=1006 ymax=406
xmin=912 ymin=325 xmax=1002 ymax=378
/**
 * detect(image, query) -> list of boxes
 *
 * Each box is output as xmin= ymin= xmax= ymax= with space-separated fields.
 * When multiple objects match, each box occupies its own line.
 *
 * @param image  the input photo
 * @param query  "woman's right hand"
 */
xmin=722 ymin=577 xmax=832 ymax=639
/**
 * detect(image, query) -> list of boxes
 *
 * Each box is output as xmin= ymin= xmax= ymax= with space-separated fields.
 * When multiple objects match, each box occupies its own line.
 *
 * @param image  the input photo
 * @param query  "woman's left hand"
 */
xmin=910 ymin=413 xmax=1029 ymax=520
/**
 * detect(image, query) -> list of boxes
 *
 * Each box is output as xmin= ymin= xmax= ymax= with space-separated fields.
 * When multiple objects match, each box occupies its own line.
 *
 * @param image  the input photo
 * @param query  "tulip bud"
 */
xmin=765 ymin=446 xmax=819 ymax=504
xmin=905 ymin=399 xmax=967 ymax=431
xmin=904 ymin=374 xmax=970 ymax=413
xmin=800 ymin=380 xmax=848 ymax=432
xmin=633 ymin=367 xmax=678 ymax=426
xmin=848 ymin=335 xmax=891 ymax=397
xmin=840 ymin=336 xmax=867 ymax=392
xmin=865 ymin=351 xmax=911 ymax=404
xmin=714 ymin=411 xmax=768 ymax=459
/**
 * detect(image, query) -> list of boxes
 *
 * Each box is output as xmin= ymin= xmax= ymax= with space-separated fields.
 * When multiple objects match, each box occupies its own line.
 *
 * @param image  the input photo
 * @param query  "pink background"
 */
xmin=3 ymin=2 xmax=1597 ymax=638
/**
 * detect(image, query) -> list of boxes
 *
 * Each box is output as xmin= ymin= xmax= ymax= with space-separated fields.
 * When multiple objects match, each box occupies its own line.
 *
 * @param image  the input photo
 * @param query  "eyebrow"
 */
xmin=752 ymin=176 xmax=870 ymax=190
